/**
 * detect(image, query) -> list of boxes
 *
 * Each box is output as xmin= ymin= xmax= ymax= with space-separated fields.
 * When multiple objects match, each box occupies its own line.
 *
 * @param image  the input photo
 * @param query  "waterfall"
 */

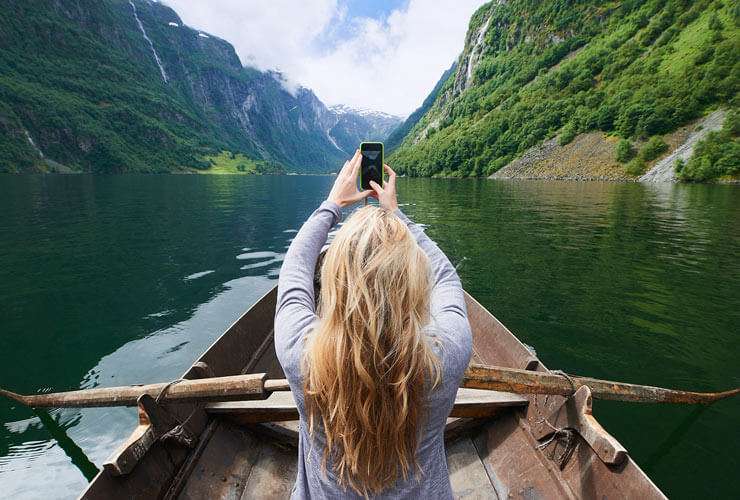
xmin=129 ymin=0 xmax=168 ymax=83
xmin=25 ymin=130 xmax=44 ymax=158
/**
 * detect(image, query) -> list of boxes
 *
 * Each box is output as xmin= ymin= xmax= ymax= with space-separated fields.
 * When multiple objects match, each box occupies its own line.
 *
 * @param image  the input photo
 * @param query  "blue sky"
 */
xmin=313 ymin=0 xmax=409 ymax=51
xmin=344 ymin=0 xmax=408 ymax=20
xmin=164 ymin=0 xmax=487 ymax=115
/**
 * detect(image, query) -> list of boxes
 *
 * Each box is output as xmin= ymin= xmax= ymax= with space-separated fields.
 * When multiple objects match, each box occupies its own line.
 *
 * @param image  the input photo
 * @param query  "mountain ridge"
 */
xmin=0 ymin=0 xmax=397 ymax=174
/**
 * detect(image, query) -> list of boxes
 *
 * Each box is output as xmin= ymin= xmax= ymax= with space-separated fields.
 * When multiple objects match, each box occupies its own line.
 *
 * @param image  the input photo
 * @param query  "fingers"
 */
xmin=351 ymin=154 xmax=362 ymax=178
xmin=369 ymin=180 xmax=384 ymax=195
xmin=384 ymin=164 xmax=396 ymax=188
xmin=349 ymin=149 xmax=361 ymax=176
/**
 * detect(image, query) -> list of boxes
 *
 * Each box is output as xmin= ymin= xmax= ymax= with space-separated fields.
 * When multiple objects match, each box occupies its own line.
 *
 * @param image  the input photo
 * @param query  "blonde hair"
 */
xmin=303 ymin=205 xmax=441 ymax=496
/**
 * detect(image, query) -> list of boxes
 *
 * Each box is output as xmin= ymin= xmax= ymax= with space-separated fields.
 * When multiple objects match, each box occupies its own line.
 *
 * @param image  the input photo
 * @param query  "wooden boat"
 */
xmin=81 ymin=287 xmax=667 ymax=499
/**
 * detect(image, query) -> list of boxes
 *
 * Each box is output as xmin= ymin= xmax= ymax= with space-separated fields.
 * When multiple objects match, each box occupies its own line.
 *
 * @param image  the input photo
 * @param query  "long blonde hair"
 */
xmin=303 ymin=205 xmax=441 ymax=496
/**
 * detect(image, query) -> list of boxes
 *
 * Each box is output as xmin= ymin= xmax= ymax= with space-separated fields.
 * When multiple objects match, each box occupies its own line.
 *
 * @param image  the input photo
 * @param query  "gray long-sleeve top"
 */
xmin=275 ymin=200 xmax=473 ymax=499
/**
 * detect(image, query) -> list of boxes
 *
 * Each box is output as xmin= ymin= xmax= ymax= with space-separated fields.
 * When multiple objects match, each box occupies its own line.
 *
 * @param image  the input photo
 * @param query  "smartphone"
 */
xmin=360 ymin=142 xmax=384 ymax=191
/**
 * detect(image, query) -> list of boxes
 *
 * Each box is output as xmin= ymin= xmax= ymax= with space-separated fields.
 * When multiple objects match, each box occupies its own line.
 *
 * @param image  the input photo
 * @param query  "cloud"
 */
xmin=162 ymin=0 xmax=487 ymax=116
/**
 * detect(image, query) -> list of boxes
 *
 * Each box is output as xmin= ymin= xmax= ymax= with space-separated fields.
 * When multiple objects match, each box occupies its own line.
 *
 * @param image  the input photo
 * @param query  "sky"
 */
xmin=162 ymin=0 xmax=488 ymax=116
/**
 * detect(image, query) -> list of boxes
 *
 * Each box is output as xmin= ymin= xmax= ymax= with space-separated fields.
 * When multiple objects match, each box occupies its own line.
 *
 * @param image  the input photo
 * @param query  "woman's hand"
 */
xmin=327 ymin=150 xmax=373 ymax=208
xmin=370 ymin=164 xmax=398 ymax=212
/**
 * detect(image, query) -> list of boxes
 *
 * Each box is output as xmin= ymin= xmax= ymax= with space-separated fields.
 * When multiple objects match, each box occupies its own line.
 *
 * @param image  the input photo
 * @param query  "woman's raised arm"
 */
xmin=373 ymin=164 xmax=471 ymax=355
xmin=274 ymin=151 xmax=372 ymax=358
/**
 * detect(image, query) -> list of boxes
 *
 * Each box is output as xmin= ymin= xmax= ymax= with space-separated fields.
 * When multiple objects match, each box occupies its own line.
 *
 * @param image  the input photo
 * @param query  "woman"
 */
xmin=275 ymin=150 xmax=472 ymax=499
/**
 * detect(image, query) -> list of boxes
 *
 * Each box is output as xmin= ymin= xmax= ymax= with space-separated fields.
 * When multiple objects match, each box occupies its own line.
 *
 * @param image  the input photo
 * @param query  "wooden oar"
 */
xmin=2 ymin=365 xmax=737 ymax=409
xmin=0 ymin=373 xmax=270 ymax=408
xmin=463 ymin=364 xmax=740 ymax=404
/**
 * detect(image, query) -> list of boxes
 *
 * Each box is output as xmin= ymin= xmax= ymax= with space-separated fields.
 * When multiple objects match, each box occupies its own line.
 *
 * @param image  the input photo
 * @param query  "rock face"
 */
xmin=639 ymin=110 xmax=727 ymax=182
xmin=490 ymin=133 xmax=632 ymax=181
xmin=0 ymin=0 xmax=395 ymax=173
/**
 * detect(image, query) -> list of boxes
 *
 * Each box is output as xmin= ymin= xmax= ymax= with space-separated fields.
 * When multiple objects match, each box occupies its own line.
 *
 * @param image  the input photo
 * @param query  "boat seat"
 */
xmin=206 ymin=388 xmax=527 ymax=425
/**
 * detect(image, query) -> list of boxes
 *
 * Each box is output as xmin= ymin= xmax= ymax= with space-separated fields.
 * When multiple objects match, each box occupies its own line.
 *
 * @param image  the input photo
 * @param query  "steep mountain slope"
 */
xmin=390 ymin=0 xmax=739 ymax=181
xmin=0 ymin=0 xmax=367 ymax=173
xmin=327 ymin=105 xmax=402 ymax=155
xmin=385 ymin=62 xmax=456 ymax=153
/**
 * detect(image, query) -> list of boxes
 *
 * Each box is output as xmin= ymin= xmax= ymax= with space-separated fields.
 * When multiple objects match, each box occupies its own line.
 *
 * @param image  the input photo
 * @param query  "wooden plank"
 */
xmin=176 ymin=421 xmax=262 ymax=500
xmin=239 ymin=440 xmax=298 ymax=500
xmin=559 ymin=440 xmax=667 ymax=500
xmin=447 ymin=437 xmax=499 ymax=499
xmin=251 ymin=418 xmax=505 ymax=450
xmin=206 ymin=388 xmax=527 ymax=424
xmin=473 ymin=412 xmax=578 ymax=500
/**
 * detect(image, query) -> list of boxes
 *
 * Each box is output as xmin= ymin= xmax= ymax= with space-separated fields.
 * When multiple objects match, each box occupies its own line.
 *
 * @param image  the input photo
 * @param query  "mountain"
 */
xmin=327 ymin=105 xmax=402 ymax=156
xmin=0 ymin=0 xmax=385 ymax=173
xmin=389 ymin=0 xmax=739 ymax=182
xmin=385 ymin=62 xmax=456 ymax=153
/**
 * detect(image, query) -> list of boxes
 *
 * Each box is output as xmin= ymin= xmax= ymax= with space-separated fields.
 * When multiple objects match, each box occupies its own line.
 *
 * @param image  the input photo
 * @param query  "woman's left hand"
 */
xmin=327 ymin=150 xmax=373 ymax=208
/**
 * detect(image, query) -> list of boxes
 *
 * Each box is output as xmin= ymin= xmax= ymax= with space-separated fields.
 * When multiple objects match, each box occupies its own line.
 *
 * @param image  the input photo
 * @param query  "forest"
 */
xmin=390 ymin=0 xmax=739 ymax=182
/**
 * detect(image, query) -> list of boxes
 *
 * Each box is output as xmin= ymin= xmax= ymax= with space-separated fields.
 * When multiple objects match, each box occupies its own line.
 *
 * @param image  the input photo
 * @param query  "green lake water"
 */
xmin=0 ymin=175 xmax=738 ymax=498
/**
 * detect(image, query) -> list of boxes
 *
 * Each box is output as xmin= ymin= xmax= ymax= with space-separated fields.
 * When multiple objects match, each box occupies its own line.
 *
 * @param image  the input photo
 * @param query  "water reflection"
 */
xmin=0 ymin=175 xmax=737 ymax=499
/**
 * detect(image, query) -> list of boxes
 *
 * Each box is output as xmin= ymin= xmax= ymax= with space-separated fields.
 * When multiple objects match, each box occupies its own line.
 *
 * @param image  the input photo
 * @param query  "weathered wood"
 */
xmin=79 ymin=286 xmax=672 ymax=499
xmin=1 ymin=373 xmax=268 ymax=408
xmin=531 ymin=386 xmax=627 ymax=465
xmin=103 ymin=395 xmax=199 ymax=476
xmin=240 ymin=439 xmax=299 ymax=499
xmin=104 ymin=403 xmax=158 ymax=476
xmin=464 ymin=293 xmax=667 ymax=500
xmin=176 ymin=420 xmax=262 ymax=500
xmin=7 ymin=362 xmax=735 ymax=411
xmin=206 ymin=388 xmax=528 ymax=424
xmin=463 ymin=364 xmax=739 ymax=404
xmin=447 ymin=437 xmax=499 ymax=499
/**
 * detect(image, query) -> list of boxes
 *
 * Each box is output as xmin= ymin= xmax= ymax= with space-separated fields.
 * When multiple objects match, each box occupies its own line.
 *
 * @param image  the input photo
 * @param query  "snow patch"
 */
xmin=329 ymin=104 xmax=400 ymax=121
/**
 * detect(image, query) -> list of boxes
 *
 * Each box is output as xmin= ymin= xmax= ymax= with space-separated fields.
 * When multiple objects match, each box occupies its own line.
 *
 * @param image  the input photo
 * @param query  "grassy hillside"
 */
xmin=390 ymin=0 xmax=739 ymax=181
xmin=0 ymin=1 xmax=234 ymax=172
xmin=0 ymin=0 xmax=348 ymax=173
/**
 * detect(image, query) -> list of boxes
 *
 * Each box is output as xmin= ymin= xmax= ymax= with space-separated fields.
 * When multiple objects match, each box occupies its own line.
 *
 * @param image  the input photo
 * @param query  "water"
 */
xmin=0 ymin=175 xmax=737 ymax=499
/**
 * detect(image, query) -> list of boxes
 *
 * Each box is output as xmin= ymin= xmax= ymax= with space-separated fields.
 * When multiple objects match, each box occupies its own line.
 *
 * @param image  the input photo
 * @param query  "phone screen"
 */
xmin=360 ymin=143 xmax=383 ymax=191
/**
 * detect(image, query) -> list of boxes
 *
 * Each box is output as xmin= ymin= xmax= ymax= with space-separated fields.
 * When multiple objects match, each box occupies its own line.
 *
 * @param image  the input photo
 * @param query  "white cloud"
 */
xmin=162 ymin=0 xmax=487 ymax=116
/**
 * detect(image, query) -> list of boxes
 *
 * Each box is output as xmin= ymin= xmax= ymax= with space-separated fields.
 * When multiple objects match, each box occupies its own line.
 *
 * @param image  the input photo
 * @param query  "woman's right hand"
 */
xmin=369 ymin=164 xmax=398 ymax=212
